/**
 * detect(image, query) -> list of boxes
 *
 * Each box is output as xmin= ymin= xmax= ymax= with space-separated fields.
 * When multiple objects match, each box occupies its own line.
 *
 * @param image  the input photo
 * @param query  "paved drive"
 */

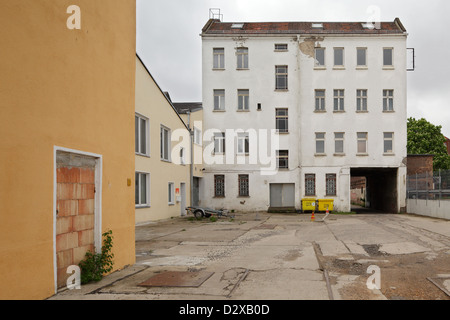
xmin=50 ymin=212 xmax=450 ymax=301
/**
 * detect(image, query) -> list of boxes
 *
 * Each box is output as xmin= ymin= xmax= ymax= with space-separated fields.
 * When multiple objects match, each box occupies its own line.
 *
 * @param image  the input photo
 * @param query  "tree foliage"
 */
xmin=407 ymin=117 xmax=450 ymax=170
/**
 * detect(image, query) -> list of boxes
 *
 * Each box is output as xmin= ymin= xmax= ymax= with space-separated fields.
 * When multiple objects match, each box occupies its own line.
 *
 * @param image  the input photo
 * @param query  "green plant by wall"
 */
xmin=78 ymin=230 xmax=114 ymax=284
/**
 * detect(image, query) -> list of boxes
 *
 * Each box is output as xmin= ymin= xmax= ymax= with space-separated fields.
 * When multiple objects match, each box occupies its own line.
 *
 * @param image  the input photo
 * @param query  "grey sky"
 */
xmin=137 ymin=0 xmax=450 ymax=137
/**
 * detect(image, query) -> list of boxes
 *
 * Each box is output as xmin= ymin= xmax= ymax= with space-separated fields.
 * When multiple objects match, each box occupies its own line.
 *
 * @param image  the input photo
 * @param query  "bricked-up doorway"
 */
xmin=54 ymin=148 xmax=102 ymax=291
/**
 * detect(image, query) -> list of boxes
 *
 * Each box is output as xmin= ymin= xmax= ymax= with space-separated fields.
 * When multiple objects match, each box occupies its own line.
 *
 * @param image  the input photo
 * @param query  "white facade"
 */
xmin=201 ymin=20 xmax=408 ymax=213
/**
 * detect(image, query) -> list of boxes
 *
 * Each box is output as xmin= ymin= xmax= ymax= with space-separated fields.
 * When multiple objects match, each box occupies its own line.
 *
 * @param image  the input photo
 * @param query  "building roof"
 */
xmin=202 ymin=18 xmax=406 ymax=36
xmin=172 ymin=102 xmax=203 ymax=114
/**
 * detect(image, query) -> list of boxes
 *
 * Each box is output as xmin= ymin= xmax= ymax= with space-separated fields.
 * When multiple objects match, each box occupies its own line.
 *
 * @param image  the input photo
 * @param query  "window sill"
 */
xmin=160 ymin=159 xmax=172 ymax=163
xmin=333 ymin=110 xmax=346 ymax=113
xmin=213 ymin=110 xmax=226 ymax=112
xmin=356 ymin=153 xmax=369 ymax=157
xmin=383 ymin=66 xmax=395 ymax=70
xmin=212 ymin=68 xmax=225 ymax=71
xmin=333 ymin=67 xmax=346 ymax=70
xmin=383 ymin=110 xmax=395 ymax=113
xmin=356 ymin=67 xmax=368 ymax=70
xmin=236 ymin=109 xmax=250 ymax=112
xmin=237 ymin=195 xmax=250 ymax=198
xmin=314 ymin=67 xmax=327 ymax=70
xmin=136 ymin=153 xmax=150 ymax=158
xmin=315 ymin=153 xmax=327 ymax=157
xmin=275 ymin=89 xmax=289 ymax=92
xmin=334 ymin=153 xmax=346 ymax=157
xmin=276 ymin=131 xmax=290 ymax=135
xmin=314 ymin=110 xmax=327 ymax=113
xmin=277 ymin=168 xmax=289 ymax=171
xmin=136 ymin=205 xmax=151 ymax=209
xmin=383 ymin=153 xmax=395 ymax=156
xmin=236 ymin=68 xmax=249 ymax=71
xmin=213 ymin=196 xmax=225 ymax=198
xmin=237 ymin=153 xmax=250 ymax=157
xmin=356 ymin=110 xmax=369 ymax=113
xmin=168 ymin=203 xmax=175 ymax=206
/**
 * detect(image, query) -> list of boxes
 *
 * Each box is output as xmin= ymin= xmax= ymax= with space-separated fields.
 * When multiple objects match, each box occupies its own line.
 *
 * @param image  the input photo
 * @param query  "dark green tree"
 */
xmin=407 ymin=117 xmax=450 ymax=170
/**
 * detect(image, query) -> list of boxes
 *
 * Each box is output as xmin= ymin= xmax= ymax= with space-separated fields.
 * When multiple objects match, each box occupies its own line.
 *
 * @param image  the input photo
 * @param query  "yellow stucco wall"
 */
xmin=135 ymin=57 xmax=191 ymax=223
xmin=0 ymin=1 xmax=136 ymax=299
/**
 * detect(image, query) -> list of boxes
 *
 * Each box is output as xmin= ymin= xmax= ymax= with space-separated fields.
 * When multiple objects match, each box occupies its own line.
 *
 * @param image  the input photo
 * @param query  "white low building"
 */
xmin=200 ymin=19 xmax=408 ymax=213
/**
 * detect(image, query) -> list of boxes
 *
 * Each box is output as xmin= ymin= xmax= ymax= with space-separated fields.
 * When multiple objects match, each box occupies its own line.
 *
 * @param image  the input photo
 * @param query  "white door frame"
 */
xmin=53 ymin=146 xmax=103 ymax=293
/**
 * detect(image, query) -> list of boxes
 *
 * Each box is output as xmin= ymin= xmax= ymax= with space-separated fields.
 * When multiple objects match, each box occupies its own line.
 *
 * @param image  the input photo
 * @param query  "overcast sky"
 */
xmin=136 ymin=0 xmax=450 ymax=137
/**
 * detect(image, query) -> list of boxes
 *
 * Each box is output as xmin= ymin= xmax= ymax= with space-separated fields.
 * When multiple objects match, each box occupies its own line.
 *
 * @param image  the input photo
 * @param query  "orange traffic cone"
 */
xmin=311 ymin=212 xmax=315 ymax=222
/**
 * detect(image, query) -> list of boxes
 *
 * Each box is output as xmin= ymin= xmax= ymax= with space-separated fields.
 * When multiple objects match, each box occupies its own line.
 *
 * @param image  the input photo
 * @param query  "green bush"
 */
xmin=78 ymin=230 xmax=114 ymax=284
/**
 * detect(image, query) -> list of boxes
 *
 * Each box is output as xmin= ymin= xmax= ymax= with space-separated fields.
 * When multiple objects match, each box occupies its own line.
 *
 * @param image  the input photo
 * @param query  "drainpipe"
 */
xmin=187 ymin=111 xmax=194 ymax=207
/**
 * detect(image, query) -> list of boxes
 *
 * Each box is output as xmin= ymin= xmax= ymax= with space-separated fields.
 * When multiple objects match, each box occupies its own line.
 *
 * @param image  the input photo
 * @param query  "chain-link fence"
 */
xmin=407 ymin=170 xmax=450 ymax=200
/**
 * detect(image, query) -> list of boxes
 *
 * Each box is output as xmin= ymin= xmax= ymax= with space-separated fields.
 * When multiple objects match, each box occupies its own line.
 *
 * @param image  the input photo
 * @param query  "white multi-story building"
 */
xmin=200 ymin=18 xmax=408 ymax=213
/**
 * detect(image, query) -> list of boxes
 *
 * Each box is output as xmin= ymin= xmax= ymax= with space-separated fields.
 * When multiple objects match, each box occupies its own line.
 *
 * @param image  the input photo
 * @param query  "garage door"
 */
xmin=270 ymin=183 xmax=295 ymax=208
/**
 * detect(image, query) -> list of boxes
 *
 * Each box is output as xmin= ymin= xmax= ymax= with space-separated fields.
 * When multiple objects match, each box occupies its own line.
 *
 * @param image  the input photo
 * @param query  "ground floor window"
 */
xmin=168 ymin=182 xmax=174 ymax=205
xmin=326 ymin=174 xmax=337 ymax=196
xmin=238 ymin=174 xmax=249 ymax=197
xmin=214 ymin=175 xmax=225 ymax=197
xmin=135 ymin=172 xmax=149 ymax=207
xmin=305 ymin=174 xmax=316 ymax=196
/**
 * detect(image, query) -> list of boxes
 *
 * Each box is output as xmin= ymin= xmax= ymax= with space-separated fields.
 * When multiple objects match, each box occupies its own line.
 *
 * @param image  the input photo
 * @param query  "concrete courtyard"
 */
xmin=50 ymin=211 xmax=450 ymax=301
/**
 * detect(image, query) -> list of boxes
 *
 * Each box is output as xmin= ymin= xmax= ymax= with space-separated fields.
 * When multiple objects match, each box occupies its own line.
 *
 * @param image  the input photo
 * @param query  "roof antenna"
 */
xmin=209 ymin=8 xmax=222 ymax=21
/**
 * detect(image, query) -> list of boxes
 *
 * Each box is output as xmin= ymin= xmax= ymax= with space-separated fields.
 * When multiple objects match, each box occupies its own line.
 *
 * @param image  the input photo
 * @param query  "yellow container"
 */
xmin=302 ymin=198 xmax=317 ymax=212
xmin=318 ymin=199 xmax=334 ymax=212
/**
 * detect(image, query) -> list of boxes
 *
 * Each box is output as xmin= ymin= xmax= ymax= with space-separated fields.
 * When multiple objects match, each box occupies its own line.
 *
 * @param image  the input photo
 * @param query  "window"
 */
xmin=180 ymin=147 xmax=185 ymax=165
xmin=383 ymin=90 xmax=394 ymax=111
xmin=334 ymin=48 xmax=344 ymax=67
xmin=384 ymin=132 xmax=394 ymax=154
xmin=316 ymin=133 xmax=326 ymax=154
xmin=315 ymin=90 xmax=326 ymax=111
xmin=160 ymin=126 xmax=171 ymax=161
xmin=168 ymin=182 xmax=174 ymax=205
xmin=357 ymin=132 xmax=368 ymax=154
xmin=194 ymin=127 xmax=202 ymax=145
xmin=135 ymin=172 xmax=149 ymax=207
xmin=214 ymin=132 xmax=225 ymax=154
xmin=276 ymin=108 xmax=289 ymax=133
xmin=214 ymin=89 xmax=225 ymax=111
xmin=275 ymin=44 xmax=288 ymax=51
xmin=357 ymin=48 xmax=367 ymax=67
xmin=315 ymin=48 xmax=325 ymax=67
xmin=214 ymin=175 xmax=225 ymax=197
xmin=213 ymin=48 xmax=225 ymax=69
xmin=237 ymin=89 xmax=249 ymax=111
xmin=326 ymin=174 xmax=337 ymax=196
xmin=357 ymin=89 xmax=368 ymax=112
xmin=237 ymin=133 xmax=249 ymax=155
xmin=334 ymin=89 xmax=345 ymax=111
xmin=305 ymin=174 xmax=316 ymax=196
xmin=275 ymin=66 xmax=288 ymax=90
xmin=236 ymin=47 xmax=248 ymax=69
xmin=135 ymin=114 xmax=148 ymax=156
xmin=238 ymin=175 xmax=249 ymax=197
xmin=334 ymin=133 xmax=345 ymax=155
xmin=383 ymin=48 xmax=393 ymax=67
xmin=277 ymin=150 xmax=289 ymax=169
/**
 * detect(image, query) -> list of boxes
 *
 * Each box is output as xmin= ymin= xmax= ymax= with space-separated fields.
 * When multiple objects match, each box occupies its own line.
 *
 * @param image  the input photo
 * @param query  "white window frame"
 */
xmin=160 ymin=125 xmax=171 ymax=162
xmin=214 ymin=175 xmax=225 ymax=197
xmin=135 ymin=172 xmax=150 ymax=208
xmin=236 ymin=47 xmax=249 ymax=69
xmin=168 ymin=182 xmax=175 ymax=205
xmin=237 ymin=132 xmax=249 ymax=155
xmin=333 ymin=89 xmax=345 ymax=112
xmin=275 ymin=65 xmax=288 ymax=90
xmin=383 ymin=90 xmax=394 ymax=112
xmin=275 ymin=44 xmax=288 ymax=52
xmin=276 ymin=150 xmax=289 ymax=169
xmin=357 ymin=89 xmax=368 ymax=112
xmin=383 ymin=48 xmax=394 ymax=67
xmin=276 ymin=108 xmax=289 ymax=133
xmin=213 ymin=132 xmax=225 ymax=154
xmin=194 ymin=127 xmax=202 ymax=145
xmin=334 ymin=133 xmax=345 ymax=155
xmin=315 ymin=133 xmax=326 ymax=155
xmin=334 ymin=48 xmax=345 ymax=67
xmin=213 ymin=89 xmax=225 ymax=111
xmin=135 ymin=113 xmax=149 ymax=156
xmin=315 ymin=47 xmax=326 ymax=67
xmin=357 ymin=132 xmax=368 ymax=155
xmin=357 ymin=47 xmax=367 ymax=68
xmin=213 ymin=48 xmax=225 ymax=69
xmin=238 ymin=174 xmax=250 ymax=197
xmin=315 ymin=90 xmax=326 ymax=111
xmin=384 ymin=132 xmax=394 ymax=154
xmin=237 ymin=89 xmax=250 ymax=111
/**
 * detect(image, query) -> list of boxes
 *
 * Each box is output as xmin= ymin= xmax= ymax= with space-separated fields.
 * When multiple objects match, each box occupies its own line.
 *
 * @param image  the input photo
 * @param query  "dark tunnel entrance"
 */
xmin=351 ymin=168 xmax=399 ymax=213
